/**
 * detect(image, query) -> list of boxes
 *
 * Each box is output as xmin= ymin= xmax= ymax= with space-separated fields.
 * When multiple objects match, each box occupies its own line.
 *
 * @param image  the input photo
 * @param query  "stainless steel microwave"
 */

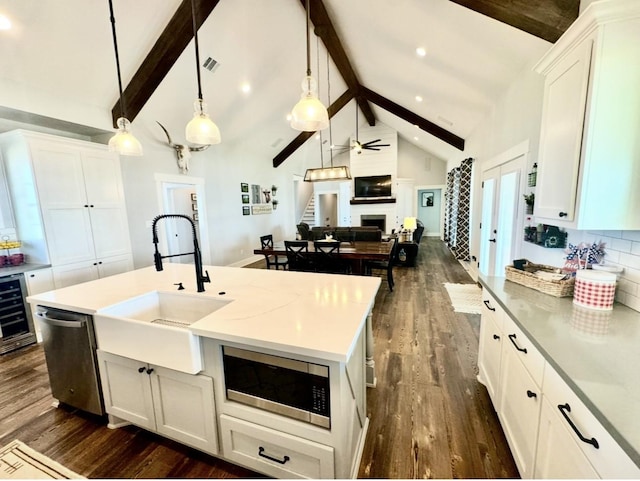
xmin=222 ymin=346 xmax=331 ymax=429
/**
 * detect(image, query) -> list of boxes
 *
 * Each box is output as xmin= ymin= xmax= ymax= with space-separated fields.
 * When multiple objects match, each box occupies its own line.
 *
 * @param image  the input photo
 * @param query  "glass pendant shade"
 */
xmin=185 ymin=99 xmax=221 ymax=145
xmin=304 ymin=165 xmax=351 ymax=182
xmin=291 ymin=76 xmax=329 ymax=131
xmin=108 ymin=117 xmax=143 ymax=156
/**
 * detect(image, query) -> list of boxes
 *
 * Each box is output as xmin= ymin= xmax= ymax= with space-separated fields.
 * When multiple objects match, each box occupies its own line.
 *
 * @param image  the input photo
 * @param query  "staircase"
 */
xmin=300 ymin=195 xmax=316 ymax=226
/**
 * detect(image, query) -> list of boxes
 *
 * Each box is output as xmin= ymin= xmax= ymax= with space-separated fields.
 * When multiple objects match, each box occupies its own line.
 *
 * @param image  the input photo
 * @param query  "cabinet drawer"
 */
xmin=220 ymin=414 xmax=334 ymax=479
xmin=542 ymin=364 xmax=640 ymax=478
xmin=481 ymin=289 xmax=503 ymax=331
xmin=502 ymin=315 xmax=545 ymax=386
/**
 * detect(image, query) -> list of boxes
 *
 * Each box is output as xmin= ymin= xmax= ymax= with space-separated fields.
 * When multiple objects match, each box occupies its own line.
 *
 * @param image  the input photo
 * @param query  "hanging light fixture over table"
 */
xmin=304 ymin=45 xmax=350 ymax=182
xmin=290 ymin=0 xmax=329 ymax=132
xmin=107 ymin=0 xmax=143 ymax=156
xmin=185 ymin=0 xmax=221 ymax=145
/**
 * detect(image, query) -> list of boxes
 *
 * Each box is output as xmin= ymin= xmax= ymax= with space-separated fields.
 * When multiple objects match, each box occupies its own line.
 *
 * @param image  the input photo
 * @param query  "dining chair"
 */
xmin=260 ymin=235 xmax=288 ymax=270
xmin=284 ymin=240 xmax=314 ymax=272
xmin=313 ymin=240 xmax=351 ymax=274
xmin=364 ymin=236 xmax=398 ymax=291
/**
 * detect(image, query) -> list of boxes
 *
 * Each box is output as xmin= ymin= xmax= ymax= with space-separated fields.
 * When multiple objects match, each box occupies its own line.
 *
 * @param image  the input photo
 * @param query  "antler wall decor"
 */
xmin=156 ymin=121 xmax=210 ymax=174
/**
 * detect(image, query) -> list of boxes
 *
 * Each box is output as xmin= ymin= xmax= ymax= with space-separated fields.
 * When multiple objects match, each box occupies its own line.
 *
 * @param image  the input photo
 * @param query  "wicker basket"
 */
xmin=505 ymin=261 xmax=575 ymax=297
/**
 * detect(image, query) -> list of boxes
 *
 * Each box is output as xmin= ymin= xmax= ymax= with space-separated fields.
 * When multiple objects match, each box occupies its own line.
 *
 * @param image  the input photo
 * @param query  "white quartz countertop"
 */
xmin=479 ymin=276 xmax=640 ymax=468
xmin=27 ymin=264 xmax=381 ymax=362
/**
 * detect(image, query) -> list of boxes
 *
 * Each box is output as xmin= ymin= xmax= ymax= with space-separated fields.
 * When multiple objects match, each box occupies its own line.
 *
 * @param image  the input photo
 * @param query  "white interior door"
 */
xmin=479 ymin=156 xmax=524 ymax=277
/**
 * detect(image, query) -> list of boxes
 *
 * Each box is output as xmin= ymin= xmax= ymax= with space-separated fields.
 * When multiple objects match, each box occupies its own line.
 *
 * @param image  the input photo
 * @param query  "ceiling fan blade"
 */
xmin=364 ymin=146 xmax=382 ymax=151
xmin=362 ymin=139 xmax=382 ymax=147
xmin=364 ymin=143 xmax=390 ymax=149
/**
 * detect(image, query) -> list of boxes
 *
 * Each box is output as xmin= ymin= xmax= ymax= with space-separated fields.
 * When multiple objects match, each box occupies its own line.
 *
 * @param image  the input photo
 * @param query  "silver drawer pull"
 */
xmin=258 ymin=446 xmax=290 ymax=465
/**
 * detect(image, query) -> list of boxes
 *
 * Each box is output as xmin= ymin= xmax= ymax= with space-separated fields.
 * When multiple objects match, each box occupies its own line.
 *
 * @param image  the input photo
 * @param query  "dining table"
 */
xmin=253 ymin=239 xmax=394 ymax=275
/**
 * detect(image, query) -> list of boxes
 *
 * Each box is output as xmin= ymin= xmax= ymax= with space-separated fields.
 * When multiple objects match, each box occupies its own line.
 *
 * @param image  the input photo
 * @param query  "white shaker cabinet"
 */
xmin=0 ymin=130 xmax=133 ymax=287
xmin=477 ymin=290 xmax=503 ymax=404
xmin=534 ymin=1 xmax=640 ymax=229
xmin=497 ymin=322 xmax=544 ymax=480
xmin=97 ymin=350 xmax=219 ymax=456
xmin=537 ymin=363 xmax=640 ymax=479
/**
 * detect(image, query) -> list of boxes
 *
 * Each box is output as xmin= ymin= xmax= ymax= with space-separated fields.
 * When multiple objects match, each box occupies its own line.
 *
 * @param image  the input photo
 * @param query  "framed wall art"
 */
xmin=242 ymin=206 xmax=250 ymax=215
xmin=241 ymin=194 xmax=250 ymax=204
xmin=422 ymin=191 xmax=434 ymax=207
xmin=240 ymin=183 xmax=249 ymax=193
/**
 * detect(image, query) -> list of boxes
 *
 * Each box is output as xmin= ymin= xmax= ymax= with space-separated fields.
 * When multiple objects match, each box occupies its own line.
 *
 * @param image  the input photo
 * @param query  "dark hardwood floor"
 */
xmin=0 ymin=238 xmax=518 ymax=478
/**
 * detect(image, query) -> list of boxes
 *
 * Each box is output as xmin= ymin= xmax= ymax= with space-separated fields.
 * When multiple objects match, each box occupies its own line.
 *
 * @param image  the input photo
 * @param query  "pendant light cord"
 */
xmin=326 ymin=46 xmax=334 ymax=168
xmin=305 ymin=0 xmax=311 ymax=77
xmin=191 ymin=0 xmax=204 ymax=101
xmin=108 ymin=0 xmax=126 ymax=120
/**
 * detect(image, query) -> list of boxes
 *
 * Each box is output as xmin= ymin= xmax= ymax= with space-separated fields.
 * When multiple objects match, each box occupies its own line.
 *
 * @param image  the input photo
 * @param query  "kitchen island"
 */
xmin=478 ymin=276 xmax=640 ymax=478
xmin=27 ymin=264 xmax=381 ymax=479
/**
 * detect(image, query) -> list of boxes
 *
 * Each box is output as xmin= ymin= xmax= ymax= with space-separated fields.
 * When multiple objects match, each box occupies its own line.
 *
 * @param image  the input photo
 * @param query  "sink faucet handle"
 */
xmin=174 ymin=282 xmax=185 ymax=290
xmin=202 ymin=270 xmax=211 ymax=283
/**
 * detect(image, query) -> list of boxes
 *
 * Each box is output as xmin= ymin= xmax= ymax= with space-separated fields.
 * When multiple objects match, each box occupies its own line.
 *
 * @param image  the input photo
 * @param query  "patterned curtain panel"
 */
xmin=443 ymin=171 xmax=455 ymax=245
xmin=443 ymin=158 xmax=474 ymax=259
xmin=454 ymin=158 xmax=473 ymax=260
xmin=450 ymin=168 xmax=461 ymax=249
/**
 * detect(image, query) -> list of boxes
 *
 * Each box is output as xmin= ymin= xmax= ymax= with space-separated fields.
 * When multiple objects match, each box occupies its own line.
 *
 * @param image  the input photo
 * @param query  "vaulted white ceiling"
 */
xmin=0 ymin=0 xmax=552 ymax=162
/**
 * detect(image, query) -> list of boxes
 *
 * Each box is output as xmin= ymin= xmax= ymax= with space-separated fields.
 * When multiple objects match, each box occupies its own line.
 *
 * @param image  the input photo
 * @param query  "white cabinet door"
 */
xmin=52 ymin=262 xmax=99 ymax=289
xmin=24 ymin=268 xmax=54 ymax=296
xmin=97 ymin=351 xmax=219 ymax=456
xmin=31 ymin=141 xmax=96 ymax=265
xmin=535 ymin=397 xmax=599 ymax=479
xmin=498 ymin=341 xmax=542 ymax=479
xmin=82 ymin=150 xmax=132 ymax=259
xmin=478 ymin=307 xmax=503 ymax=405
xmin=535 ymin=37 xmax=593 ymax=223
xmin=97 ymin=254 xmax=133 ymax=279
xmin=151 ymin=366 xmax=218 ymax=455
xmin=97 ymin=350 xmax=155 ymax=430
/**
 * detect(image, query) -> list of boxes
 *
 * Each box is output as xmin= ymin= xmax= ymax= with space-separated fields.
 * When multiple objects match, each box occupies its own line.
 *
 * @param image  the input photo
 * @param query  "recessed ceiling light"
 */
xmin=0 ymin=14 xmax=11 ymax=30
xmin=414 ymin=136 xmax=419 ymax=141
xmin=416 ymin=47 xmax=426 ymax=57
xmin=240 ymin=82 xmax=251 ymax=94
xmin=415 ymin=96 xmax=423 ymax=102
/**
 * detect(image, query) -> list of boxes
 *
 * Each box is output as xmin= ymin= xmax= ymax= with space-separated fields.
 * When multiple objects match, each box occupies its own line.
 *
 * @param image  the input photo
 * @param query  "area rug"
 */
xmin=443 ymin=283 xmax=482 ymax=314
xmin=0 ymin=440 xmax=83 ymax=479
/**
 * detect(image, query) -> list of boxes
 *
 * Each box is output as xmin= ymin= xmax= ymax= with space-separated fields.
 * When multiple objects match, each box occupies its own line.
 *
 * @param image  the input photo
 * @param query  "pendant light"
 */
xmin=185 ymin=0 xmax=221 ymax=145
xmin=303 ymin=49 xmax=350 ymax=182
xmin=290 ymin=0 xmax=329 ymax=132
xmin=107 ymin=0 xmax=143 ymax=156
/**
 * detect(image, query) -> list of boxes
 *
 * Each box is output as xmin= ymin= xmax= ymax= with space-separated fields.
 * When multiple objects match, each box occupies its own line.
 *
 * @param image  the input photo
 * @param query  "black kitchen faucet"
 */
xmin=151 ymin=214 xmax=210 ymax=292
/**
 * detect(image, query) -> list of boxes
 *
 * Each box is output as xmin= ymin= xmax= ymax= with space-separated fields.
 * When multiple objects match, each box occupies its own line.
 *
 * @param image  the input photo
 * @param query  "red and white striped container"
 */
xmin=573 ymin=270 xmax=617 ymax=310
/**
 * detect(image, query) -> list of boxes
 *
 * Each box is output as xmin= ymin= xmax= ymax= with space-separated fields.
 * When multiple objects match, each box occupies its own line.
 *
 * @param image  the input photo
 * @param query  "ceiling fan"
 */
xmin=332 ymin=106 xmax=390 ymax=155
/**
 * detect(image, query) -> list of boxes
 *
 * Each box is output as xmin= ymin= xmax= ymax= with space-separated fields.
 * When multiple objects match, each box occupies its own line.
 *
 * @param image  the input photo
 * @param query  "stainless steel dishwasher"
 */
xmin=35 ymin=306 xmax=104 ymax=416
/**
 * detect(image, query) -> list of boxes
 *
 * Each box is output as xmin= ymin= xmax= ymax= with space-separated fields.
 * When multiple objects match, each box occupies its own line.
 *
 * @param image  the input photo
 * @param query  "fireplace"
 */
xmin=361 ymin=215 xmax=386 ymax=232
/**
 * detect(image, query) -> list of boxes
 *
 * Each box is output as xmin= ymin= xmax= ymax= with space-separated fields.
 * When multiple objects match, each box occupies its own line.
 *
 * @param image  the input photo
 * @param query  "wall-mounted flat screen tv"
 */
xmin=354 ymin=175 xmax=392 ymax=198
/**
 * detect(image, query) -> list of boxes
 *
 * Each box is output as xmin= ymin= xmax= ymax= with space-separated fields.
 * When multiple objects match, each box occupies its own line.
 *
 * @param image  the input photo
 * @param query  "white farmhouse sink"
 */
xmin=95 ymin=291 xmax=230 ymax=374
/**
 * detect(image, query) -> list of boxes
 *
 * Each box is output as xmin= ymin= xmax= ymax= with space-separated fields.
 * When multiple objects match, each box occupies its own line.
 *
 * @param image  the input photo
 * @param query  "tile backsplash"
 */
xmin=520 ymin=229 xmax=640 ymax=313
xmin=580 ymin=230 xmax=640 ymax=312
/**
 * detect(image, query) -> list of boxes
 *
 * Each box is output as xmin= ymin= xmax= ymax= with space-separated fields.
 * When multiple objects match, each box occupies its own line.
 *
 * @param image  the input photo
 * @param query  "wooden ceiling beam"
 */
xmin=300 ymin=0 xmax=376 ymax=126
xmin=110 ymin=0 xmax=220 ymax=127
xmin=361 ymin=86 xmax=465 ymax=151
xmin=273 ymin=89 xmax=354 ymax=168
xmin=448 ymin=0 xmax=579 ymax=43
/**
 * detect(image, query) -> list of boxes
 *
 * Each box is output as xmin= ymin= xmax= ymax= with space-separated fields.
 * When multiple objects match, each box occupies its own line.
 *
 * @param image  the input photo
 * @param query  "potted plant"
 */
xmin=523 ymin=192 xmax=535 ymax=215
xmin=272 ymin=199 xmax=279 ymax=210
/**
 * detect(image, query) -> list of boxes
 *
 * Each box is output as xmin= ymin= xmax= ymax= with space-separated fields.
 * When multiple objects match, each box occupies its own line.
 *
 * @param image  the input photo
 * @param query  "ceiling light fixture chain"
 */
xmin=107 ymin=0 xmax=143 ymax=156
